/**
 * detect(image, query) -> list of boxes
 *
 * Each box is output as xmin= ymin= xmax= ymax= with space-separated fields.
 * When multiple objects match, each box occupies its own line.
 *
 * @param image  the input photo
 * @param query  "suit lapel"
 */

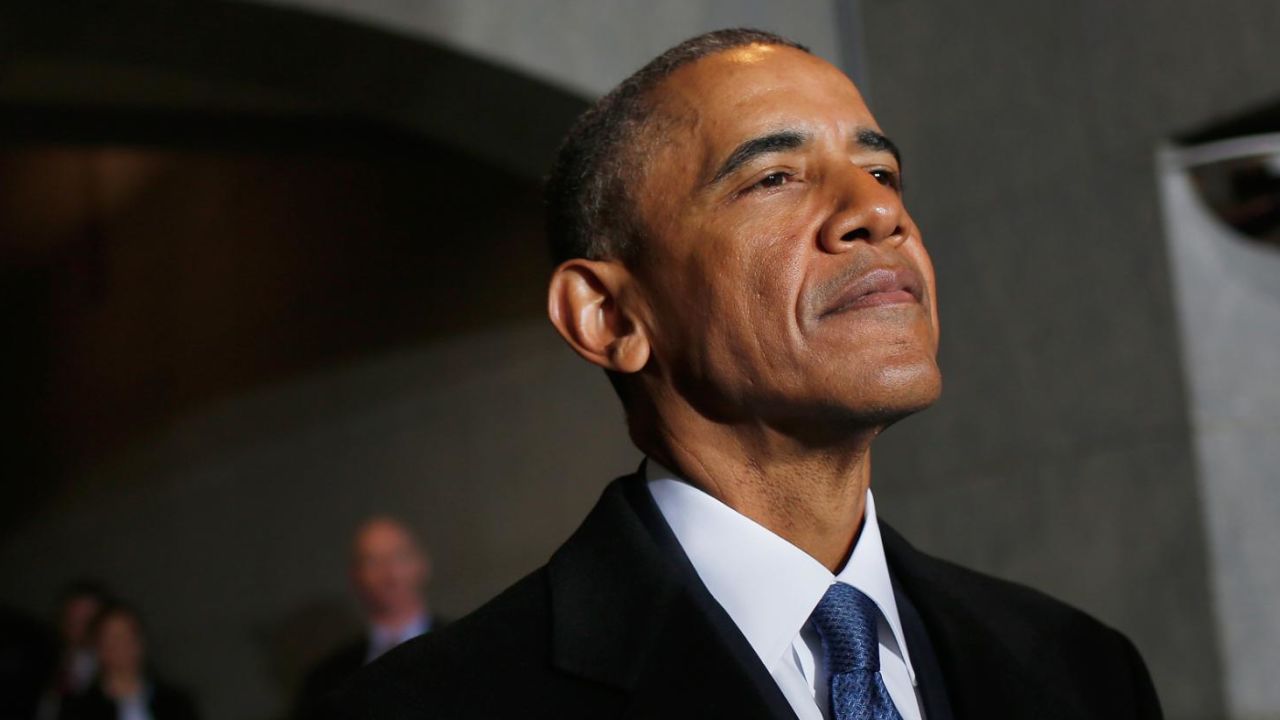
xmin=881 ymin=524 xmax=1085 ymax=720
xmin=547 ymin=473 xmax=797 ymax=719
xmin=892 ymin=579 xmax=955 ymax=720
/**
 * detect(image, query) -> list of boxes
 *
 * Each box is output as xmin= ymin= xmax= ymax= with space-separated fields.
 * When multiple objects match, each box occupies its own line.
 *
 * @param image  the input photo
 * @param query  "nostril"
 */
xmin=841 ymin=227 xmax=871 ymax=243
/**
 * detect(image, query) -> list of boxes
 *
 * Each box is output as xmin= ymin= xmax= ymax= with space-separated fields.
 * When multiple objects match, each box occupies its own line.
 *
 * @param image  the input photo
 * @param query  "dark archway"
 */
xmin=0 ymin=2 xmax=587 ymax=177
xmin=0 ymin=3 xmax=589 ymax=532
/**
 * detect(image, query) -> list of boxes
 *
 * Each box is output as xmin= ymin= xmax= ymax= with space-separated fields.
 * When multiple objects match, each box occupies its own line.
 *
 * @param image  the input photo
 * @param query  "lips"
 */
xmin=819 ymin=266 xmax=923 ymax=318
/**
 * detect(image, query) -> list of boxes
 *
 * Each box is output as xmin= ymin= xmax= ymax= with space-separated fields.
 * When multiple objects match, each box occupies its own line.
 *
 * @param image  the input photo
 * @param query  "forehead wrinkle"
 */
xmin=698 ymin=89 xmax=878 ymax=179
xmin=657 ymin=52 xmax=813 ymax=175
xmin=636 ymin=49 xmax=881 ymax=221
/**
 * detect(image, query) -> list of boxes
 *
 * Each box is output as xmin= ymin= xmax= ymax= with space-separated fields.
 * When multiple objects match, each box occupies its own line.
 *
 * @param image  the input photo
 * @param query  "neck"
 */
xmin=102 ymin=670 xmax=143 ymax=699
xmin=643 ymin=411 xmax=878 ymax=572
xmin=369 ymin=602 xmax=425 ymax=632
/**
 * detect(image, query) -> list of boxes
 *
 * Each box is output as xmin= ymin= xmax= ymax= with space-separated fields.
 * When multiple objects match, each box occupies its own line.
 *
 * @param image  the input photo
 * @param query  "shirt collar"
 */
xmin=645 ymin=460 xmax=916 ymax=685
xmin=368 ymin=612 xmax=429 ymax=656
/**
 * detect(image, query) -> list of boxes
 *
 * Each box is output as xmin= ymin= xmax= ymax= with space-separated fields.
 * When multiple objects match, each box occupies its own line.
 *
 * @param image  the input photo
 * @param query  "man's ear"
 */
xmin=547 ymin=259 xmax=650 ymax=374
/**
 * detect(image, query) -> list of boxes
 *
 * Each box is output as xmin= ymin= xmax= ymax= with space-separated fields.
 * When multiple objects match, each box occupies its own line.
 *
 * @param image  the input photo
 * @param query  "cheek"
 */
xmin=707 ymin=217 xmax=811 ymax=369
xmin=746 ymin=248 xmax=807 ymax=352
xmin=903 ymin=235 xmax=941 ymax=345
xmin=652 ymin=200 xmax=817 ymax=388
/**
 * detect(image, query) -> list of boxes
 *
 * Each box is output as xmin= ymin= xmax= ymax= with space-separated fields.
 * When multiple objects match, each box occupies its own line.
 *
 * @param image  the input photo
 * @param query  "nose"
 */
xmin=817 ymin=166 xmax=907 ymax=254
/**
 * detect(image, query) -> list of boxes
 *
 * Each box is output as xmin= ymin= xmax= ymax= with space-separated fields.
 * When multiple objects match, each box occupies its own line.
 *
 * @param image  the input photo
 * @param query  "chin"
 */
xmin=829 ymin=354 xmax=943 ymax=426
xmin=877 ymin=355 xmax=942 ymax=404
xmin=769 ymin=360 xmax=940 ymax=443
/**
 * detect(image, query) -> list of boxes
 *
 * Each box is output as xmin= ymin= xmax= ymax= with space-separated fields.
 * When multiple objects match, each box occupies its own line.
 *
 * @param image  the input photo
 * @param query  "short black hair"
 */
xmin=88 ymin=600 xmax=145 ymax=643
xmin=545 ymin=28 xmax=810 ymax=265
xmin=58 ymin=579 xmax=112 ymax=608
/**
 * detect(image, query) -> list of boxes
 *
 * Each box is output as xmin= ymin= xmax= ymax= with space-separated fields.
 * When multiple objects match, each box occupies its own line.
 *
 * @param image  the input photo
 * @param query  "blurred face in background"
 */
xmin=350 ymin=518 xmax=429 ymax=622
xmin=95 ymin=611 xmax=145 ymax=678
xmin=60 ymin=594 xmax=104 ymax=649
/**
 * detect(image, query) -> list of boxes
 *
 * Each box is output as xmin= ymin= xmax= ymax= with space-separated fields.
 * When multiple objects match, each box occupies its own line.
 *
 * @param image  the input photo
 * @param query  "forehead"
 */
xmin=66 ymin=595 xmax=101 ymax=610
xmin=101 ymin=613 xmax=138 ymax=633
xmin=355 ymin=521 xmax=412 ymax=552
xmin=653 ymin=45 xmax=876 ymax=155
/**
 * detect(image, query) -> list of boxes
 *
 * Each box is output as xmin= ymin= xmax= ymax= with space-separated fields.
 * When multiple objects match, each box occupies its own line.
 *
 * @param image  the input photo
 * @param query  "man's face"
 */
xmin=60 ymin=595 xmax=102 ymax=648
xmin=351 ymin=520 xmax=427 ymax=619
xmin=96 ymin=613 xmax=144 ymax=675
xmin=629 ymin=45 xmax=941 ymax=434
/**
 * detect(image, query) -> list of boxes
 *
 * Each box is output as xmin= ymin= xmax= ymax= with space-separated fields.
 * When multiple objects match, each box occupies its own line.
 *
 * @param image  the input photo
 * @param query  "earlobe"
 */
xmin=609 ymin=328 xmax=650 ymax=373
xmin=547 ymin=259 xmax=650 ymax=373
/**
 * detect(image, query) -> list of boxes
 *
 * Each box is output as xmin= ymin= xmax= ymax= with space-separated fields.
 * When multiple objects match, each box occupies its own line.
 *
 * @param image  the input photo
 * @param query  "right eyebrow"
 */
xmin=707 ymin=129 xmax=810 ymax=186
xmin=855 ymin=128 xmax=902 ymax=166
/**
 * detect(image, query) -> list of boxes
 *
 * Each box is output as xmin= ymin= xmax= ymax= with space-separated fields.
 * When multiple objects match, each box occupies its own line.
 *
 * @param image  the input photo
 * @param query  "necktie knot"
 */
xmin=810 ymin=582 xmax=881 ymax=675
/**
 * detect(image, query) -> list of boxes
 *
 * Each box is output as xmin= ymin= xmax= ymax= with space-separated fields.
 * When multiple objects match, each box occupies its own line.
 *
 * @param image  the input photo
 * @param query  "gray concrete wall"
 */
xmin=858 ymin=3 xmax=1280 ymax=718
xmin=257 ymin=0 xmax=844 ymax=96
xmin=1160 ymin=137 xmax=1280 ymax=720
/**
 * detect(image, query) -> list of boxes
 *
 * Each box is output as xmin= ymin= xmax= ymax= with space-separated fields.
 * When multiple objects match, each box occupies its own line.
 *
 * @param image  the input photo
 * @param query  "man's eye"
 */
xmin=870 ymin=168 xmax=902 ymax=191
xmin=753 ymin=171 xmax=793 ymax=190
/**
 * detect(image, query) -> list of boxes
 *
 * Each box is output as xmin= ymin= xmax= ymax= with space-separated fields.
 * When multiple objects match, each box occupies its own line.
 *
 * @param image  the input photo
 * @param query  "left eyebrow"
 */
xmin=856 ymin=128 xmax=902 ymax=166
xmin=708 ymin=129 xmax=810 ymax=185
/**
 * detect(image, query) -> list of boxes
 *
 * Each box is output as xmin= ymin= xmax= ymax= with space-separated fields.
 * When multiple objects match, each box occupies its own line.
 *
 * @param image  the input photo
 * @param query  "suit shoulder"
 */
xmin=893 ymin=536 xmax=1162 ymax=716
xmin=151 ymin=679 xmax=201 ymax=720
xmin=297 ymin=637 xmax=368 ymax=711
xmin=324 ymin=567 xmax=559 ymax=718
xmin=885 ymin=524 xmax=1127 ymax=645
xmin=306 ymin=639 xmax=367 ymax=680
xmin=917 ymin=549 xmax=1127 ymax=645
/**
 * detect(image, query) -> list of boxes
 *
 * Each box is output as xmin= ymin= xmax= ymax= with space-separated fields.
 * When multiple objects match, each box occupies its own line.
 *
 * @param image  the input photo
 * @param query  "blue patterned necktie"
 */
xmin=810 ymin=583 xmax=904 ymax=720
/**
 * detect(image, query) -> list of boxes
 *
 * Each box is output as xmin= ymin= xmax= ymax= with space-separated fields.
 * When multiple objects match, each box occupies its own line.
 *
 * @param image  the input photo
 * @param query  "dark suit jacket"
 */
xmin=324 ymin=473 xmax=1162 ymax=719
xmin=57 ymin=679 xmax=198 ymax=720
xmin=297 ymin=639 xmax=369 ymax=720
xmin=0 ymin=606 xmax=57 ymax=720
xmin=299 ymin=619 xmax=448 ymax=719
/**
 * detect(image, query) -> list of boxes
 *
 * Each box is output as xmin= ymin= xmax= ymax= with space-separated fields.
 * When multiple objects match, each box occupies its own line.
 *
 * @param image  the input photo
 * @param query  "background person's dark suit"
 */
xmin=296 ymin=640 xmax=367 ymax=720
xmin=57 ymin=680 xmax=198 ymax=720
xmin=326 ymin=473 xmax=1161 ymax=719
xmin=0 ymin=605 xmax=57 ymax=720
xmin=298 ymin=618 xmax=446 ymax=720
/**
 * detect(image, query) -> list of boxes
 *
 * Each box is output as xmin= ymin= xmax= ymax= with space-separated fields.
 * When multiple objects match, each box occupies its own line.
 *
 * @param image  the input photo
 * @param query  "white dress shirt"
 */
xmin=646 ymin=461 xmax=924 ymax=720
xmin=67 ymin=649 xmax=97 ymax=692
xmin=366 ymin=613 xmax=430 ymax=663
xmin=117 ymin=686 xmax=154 ymax=720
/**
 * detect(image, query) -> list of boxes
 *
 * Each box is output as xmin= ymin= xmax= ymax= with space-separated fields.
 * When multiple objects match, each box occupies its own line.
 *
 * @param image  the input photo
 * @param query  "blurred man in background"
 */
xmin=296 ymin=517 xmax=437 ymax=715
xmin=36 ymin=581 xmax=111 ymax=720
xmin=57 ymin=602 xmax=198 ymax=720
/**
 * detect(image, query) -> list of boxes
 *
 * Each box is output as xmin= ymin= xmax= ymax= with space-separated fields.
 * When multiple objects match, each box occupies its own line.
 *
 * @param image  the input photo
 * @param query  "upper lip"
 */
xmin=818 ymin=265 xmax=923 ymax=318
